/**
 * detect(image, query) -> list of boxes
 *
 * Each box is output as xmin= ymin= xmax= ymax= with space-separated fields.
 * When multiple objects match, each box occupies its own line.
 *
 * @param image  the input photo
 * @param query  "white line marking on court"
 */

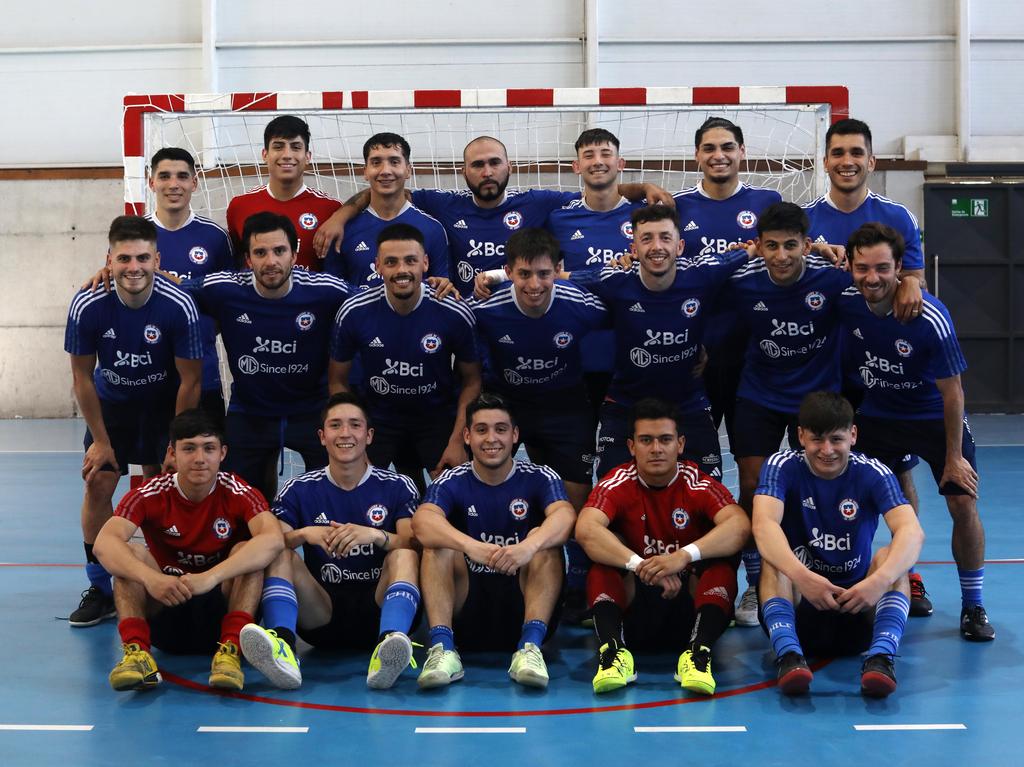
xmin=853 ymin=724 xmax=966 ymax=731
xmin=0 ymin=724 xmax=94 ymax=731
xmin=415 ymin=727 xmax=526 ymax=734
xmin=197 ymin=726 xmax=309 ymax=733
xmin=634 ymin=726 xmax=747 ymax=733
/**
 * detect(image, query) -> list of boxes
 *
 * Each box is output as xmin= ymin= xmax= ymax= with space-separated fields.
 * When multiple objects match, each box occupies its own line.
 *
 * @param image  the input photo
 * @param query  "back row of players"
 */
xmin=64 ymin=115 xmax=993 ymax=699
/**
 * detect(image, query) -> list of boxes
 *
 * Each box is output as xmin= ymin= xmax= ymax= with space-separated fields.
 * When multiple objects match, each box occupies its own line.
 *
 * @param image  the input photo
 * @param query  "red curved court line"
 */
xmin=161 ymin=659 xmax=834 ymax=718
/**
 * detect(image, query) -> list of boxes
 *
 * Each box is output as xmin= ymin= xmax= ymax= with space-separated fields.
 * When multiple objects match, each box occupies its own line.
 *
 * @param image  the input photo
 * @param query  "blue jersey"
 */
xmin=839 ymin=289 xmax=966 ymax=419
xmin=757 ymin=449 xmax=907 ymax=586
xmin=324 ymin=202 xmax=449 ymax=289
xmin=803 ymin=192 xmax=924 ymax=272
xmin=578 ymin=253 xmax=747 ymax=410
xmin=412 ymin=188 xmax=578 ymax=295
xmin=64 ymin=276 xmax=203 ymax=404
xmin=272 ymin=464 xmax=418 ymax=588
xmin=148 ymin=212 xmax=234 ymax=392
xmin=674 ymin=183 xmax=782 ymax=348
xmin=469 ymin=281 xmax=608 ymax=400
xmin=424 ymin=460 xmax=568 ymax=574
xmin=186 ymin=270 xmax=351 ymax=417
xmin=727 ymin=256 xmax=851 ymax=412
xmin=330 ymin=284 xmax=477 ymax=425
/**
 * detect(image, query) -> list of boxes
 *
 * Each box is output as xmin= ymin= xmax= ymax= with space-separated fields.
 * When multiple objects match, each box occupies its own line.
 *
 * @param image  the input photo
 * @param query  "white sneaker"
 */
xmin=239 ymin=623 xmax=302 ymax=689
xmin=734 ymin=585 xmax=760 ymax=627
xmin=367 ymin=632 xmax=415 ymax=690
xmin=508 ymin=642 xmax=549 ymax=689
xmin=417 ymin=643 xmax=464 ymax=689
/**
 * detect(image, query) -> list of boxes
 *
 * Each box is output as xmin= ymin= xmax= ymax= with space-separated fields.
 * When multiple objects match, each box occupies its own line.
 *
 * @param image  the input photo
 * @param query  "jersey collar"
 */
xmin=368 ymin=200 xmax=412 ymax=219
xmin=251 ymin=272 xmax=294 ymax=299
xmin=635 ymin=462 xmax=680 ymax=489
xmin=172 ymin=472 xmax=217 ymax=503
xmin=326 ymin=461 xmax=373 ymax=489
xmin=266 ymin=184 xmax=307 ymax=202
xmin=697 ymin=180 xmax=744 ymax=200
xmin=474 ymin=191 xmax=508 ymax=209
xmin=511 ymin=282 xmax=556 ymax=316
xmin=150 ymin=210 xmax=196 ymax=231
xmin=580 ymin=195 xmax=630 ymax=213
xmin=471 ymin=458 xmax=518 ymax=485
xmin=385 ymin=282 xmax=426 ymax=312
xmin=825 ymin=187 xmax=870 ymax=211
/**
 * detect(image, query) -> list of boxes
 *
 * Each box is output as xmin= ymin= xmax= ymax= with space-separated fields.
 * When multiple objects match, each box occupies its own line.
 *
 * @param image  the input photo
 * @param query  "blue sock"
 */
xmin=85 ymin=562 xmax=113 ymax=597
xmin=742 ymin=549 xmax=761 ymax=588
xmin=518 ymin=619 xmax=547 ymax=649
xmin=260 ymin=576 xmax=298 ymax=633
xmin=762 ymin=597 xmax=802 ymax=658
xmin=957 ymin=567 xmax=984 ymax=608
xmin=868 ymin=591 xmax=910 ymax=657
xmin=429 ymin=624 xmax=455 ymax=652
xmin=379 ymin=581 xmax=420 ymax=637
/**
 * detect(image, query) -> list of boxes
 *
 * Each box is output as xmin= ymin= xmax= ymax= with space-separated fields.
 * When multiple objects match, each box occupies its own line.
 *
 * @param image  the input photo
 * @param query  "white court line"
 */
xmin=0 ymin=724 xmax=94 ymax=731
xmin=853 ymin=724 xmax=966 ymax=731
xmin=415 ymin=727 xmax=526 ymax=734
xmin=635 ymin=726 xmax=747 ymax=733
xmin=197 ymin=726 xmax=309 ymax=733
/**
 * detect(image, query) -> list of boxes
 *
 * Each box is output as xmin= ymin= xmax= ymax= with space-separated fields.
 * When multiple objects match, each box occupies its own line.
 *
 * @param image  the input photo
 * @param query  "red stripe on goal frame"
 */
xmin=231 ymin=93 xmax=278 ymax=112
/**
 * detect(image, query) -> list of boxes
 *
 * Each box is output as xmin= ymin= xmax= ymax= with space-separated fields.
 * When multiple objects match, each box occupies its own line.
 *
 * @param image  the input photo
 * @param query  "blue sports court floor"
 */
xmin=0 ymin=417 xmax=1020 ymax=766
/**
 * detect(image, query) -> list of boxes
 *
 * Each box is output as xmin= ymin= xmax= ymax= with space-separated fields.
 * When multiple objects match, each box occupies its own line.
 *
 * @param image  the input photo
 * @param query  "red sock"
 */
xmin=118 ymin=617 xmax=151 ymax=652
xmin=220 ymin=611 xmax=254 ymax=647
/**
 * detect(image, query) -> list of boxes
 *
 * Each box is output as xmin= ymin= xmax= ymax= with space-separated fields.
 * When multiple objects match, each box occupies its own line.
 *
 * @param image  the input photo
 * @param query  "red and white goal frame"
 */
xmin=122 ymin=85 xmax=848 ymax=220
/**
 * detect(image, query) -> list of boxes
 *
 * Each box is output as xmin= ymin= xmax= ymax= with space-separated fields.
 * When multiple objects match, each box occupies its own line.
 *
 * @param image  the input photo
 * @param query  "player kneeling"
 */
xmin=94 ymin=409 xmax=288 ymax=692
xmin=241 ymin=392 xmax=422 ymax=690
xmin=576 ymin=398 xmax=749 ymax=696
xmin=412 ymin=393 xmax=576 ymax=690
xmin=753 ymin=392 xmax=924 ymax=698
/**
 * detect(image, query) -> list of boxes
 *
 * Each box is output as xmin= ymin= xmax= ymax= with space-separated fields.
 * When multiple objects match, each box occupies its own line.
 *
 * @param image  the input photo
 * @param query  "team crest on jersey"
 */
xmin=298 ymin=212 xmax=318 ymax=230
xmin=421 ymin=333 xmax=442 ymax=353
xmin=503 ymin=211 xmax=523 ymax=230
xmin=366 ymin=504 xmax=388 ymax=527
xmin=838 ymin=499 xmax=859 ymax=521
xmin=620 ymin=220 xmax=634 ymax=239
xmin=143 ymin=324 xmax=161 ymax=344
xmin=188 ymin=246 xmax=209 ymax=265
xmin=681 ymin=298 xmax=701 ymax=318
xmin=509 ymin=498 xmax=529 ymax=520
xmin=736 ymin=210 xmax=757 ymax=229
xmin=671 ymin=508 xmax=690 ymax=530
xmin=895 ymin=339 xmax=913 ymax=357
xmin=553 ymin=331 xmax=573 ymax=349
xmin=805 ymin=291 xmax=826 ymax=311
xmin=295 ymin=311 xmax=315 ymax=331
xmin=212 ymin=517 xmax=232 ymax=540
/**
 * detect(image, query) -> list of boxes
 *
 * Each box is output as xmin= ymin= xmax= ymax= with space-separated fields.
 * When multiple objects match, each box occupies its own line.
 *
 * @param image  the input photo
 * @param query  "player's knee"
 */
xmin=945 ymin=494 xmax=979 ymax=521
xmin=384 ymin=547 xmax=420 ymax=583
xmin=84 ymin=470 xmax=119 ymax=499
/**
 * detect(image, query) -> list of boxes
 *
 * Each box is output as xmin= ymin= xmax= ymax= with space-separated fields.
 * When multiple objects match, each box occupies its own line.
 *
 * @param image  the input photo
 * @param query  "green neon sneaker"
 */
xmin=367 ymin=632 xmax=418 ymax=689
xmin=592 ymin=640 xmax=636 ymax=694
xmin=239 ymin=623 xmax=302 ymax=690
xmin=675 ymin=646 xmax=715 ymax=695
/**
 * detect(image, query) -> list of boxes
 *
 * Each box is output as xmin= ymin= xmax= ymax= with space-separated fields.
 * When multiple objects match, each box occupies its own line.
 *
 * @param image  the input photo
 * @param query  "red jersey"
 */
xmin=115 ymin=472 xmax=267 ymax=575
xmin=586 ymin=461 xmax=736 ymax=557
xmin=226 ymin=184 xmax=341 ymax=270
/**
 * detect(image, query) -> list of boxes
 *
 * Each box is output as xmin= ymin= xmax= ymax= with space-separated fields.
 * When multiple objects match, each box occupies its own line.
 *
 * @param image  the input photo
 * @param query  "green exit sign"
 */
xmin=951 ymin=197 xmax=989 ymax=217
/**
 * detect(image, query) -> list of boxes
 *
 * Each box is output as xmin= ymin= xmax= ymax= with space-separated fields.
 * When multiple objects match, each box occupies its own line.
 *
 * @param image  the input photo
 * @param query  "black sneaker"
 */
xmin=960 ymin=604 xmax=995 ymax=641
xmin=908 ymin=573 xmax=933 ymax=617
xmin=775 ymin=651 xmax=813 ymax=695
xmin=69 ymin=586 xmax=116 ymax=627
xmin=860 ymin=654 xmax=897 ymax=697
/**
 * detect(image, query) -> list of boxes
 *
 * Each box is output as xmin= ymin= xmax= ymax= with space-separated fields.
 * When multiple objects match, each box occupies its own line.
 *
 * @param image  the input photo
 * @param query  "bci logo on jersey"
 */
xmin=188 ymin=246 xmax=208 ymax=265
xmin=586 ymin=247 xmax=627 ymax=266
xmin=421 ymin=333 xmax=442 ymax=353
xmin=553 ymin=331 xmax=573 ymax=349
xmin=736 ymin=210 xmax=757 ymax=229
xmin=620 ymin=220 xmax=634 ymax=239
xmin=770 ymin=319 xmax=815 ymax=337
xmin=681 ymin=298 xmax=701 ymax=317
xmin=862 ymin=351 xmax=904 ymax=375
xmin=839 ymin=499 xmax=859 ymax=521
xmin=643 ymin=328 xmax=689 ymax=347
xmin=383 ymin=358 xmax=424 ymax=377
xmin=366 ymin=504 xmax=388 ymax=527
xmin=212 ymin=517 xmax=232 ymax=540
xmin=671 ymin=508 xmax=690 ymax=529
xmin=254 ymin=336 xmax=297 ymax=354
xmin=299 ymin=212 xmax=318 ymax=230
xmin=143 ymin=324 xmax=161 ymax=344
xmin=895 ymin=339 xmax=913 ymax=357
xmin=466 ymin=240 xmax=505 ymax=259
xmin=698 ymin=237 xmax=735 ymax=256
xmin=810 ymin=526 xmax=851 ymax=551
xmin=114 ymin=350 xmax=153 ymax=368
xmin=516 ymin=356 xmax=558 ymax=371
xmin=295 ymin=311 xmax=315 ymax=331
xmin=509 ymin=498 xmax=529 ymax=520
xmin=805 ymin=291 xmax=826 ymax=311
xmin=503 ymin=211 xmax=523 ymax=230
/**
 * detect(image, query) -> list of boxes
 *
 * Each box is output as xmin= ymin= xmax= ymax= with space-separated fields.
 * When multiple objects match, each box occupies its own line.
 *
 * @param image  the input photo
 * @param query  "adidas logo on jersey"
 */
xmin=853 ymin=328 xmax=864 ymax=339
xmin=814 ymin=235 xmax=828 ymax=244
xmin=453 ymin=219 xmax=468 ymax=229
xmin=236 ymin=313 xmax=252 ymax=324
xmin=467 ymin=505 xmax=479 ymax=517
xmin=369 ymin=337 xmax=384 ymax=348
xmin=313 ymin=513 xmax=330 ymax=525
xmin=684 ymin=220 xmax=699 ymax=231
xmin=498 ymin=334 xmax=514 ymax=344
xmin=355 ymin=241 xmax=370 ymax=252
xmin=571 ymin=229 xmax=584 ymax=240
xmin=102 ymin=328 xmax=117 ymax=339
xmin=802 ymin=497 xmax=817 ymax=510
xmin=163 ymin=525 xmax=181 ymax=537
xmin=753 ymin=301 xmax=768 ymax=312
xmin=629 ymin=302 xmax=645 ymax=313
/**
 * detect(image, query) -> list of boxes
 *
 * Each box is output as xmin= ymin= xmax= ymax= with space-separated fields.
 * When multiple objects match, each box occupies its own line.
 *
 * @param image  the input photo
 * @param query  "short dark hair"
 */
xmin=465 ymin=392 xmax=516 ymax=428
xmin=826 ymin=118 xmax=873 ymax=154
xmin=463 ymin=135 xmax=508 ymax=162
xmin=241 ymin=212 xmax=297 ymax=255
xmin=629 ymin=398 xmax=681 ymax=436
xmin=264 ymin=115 xmax=310 ymax=151
xmin=377 ymin=222 xmax=425 ymax=250
xmin=506 ymin=228 xmax=561 ymax=268
xmin=169 ymin=408 xmax=226 ymax=445
xmin=631 ymin=204 xmax=681 ymax=235
xmin=757 ymin=201 xmax=809 ymax=237
xmin=108 ymin=215 xmax=158 ymax=248
xmin=150 ymin=147 xmax=196 ymax=173
xmin=798 ymin=391 xmax=854 ymax=436
xmin=695 ymin=116 xmax=744 ymax=148
xmin=847 ymin=222 xmax=905 ymax=266
xmin=320 ymin=391 xmax=372 ymax=429
xmin=363 ymin=132 xmax=411 ymax=162
xmin=575 ymin=128 xmax=620 ymax=152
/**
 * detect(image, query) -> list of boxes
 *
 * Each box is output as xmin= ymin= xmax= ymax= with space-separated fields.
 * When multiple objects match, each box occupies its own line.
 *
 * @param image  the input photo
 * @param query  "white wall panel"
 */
xmin=972 ymin=42 xmax=1024 ymax=135
xmin=0 ymin=1 xmax=200 ymax=47
xmin=972 ymin=0 xmax=1024 ymax=37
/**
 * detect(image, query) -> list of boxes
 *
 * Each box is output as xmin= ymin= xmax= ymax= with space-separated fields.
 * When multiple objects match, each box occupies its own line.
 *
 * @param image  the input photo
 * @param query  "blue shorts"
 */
xmin=510 ymin=387 xmax=596 ymax=485
xmin=854 ymin=414 xmax=978 ymax=496
xmin=84 ymin=397 xmax=175 ymax=475
xmin=731 ymin=398 xmax=800 ymax=459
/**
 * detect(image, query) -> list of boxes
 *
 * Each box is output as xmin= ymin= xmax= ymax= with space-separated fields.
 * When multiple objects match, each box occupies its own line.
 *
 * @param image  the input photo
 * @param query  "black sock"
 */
xmin=273 ymin=627 xmax=296 ymax=649
xmin=84 ymin=542 xmax=100 ymax=565
xmin=690 ymin=604 xmax=731 ymax=654
xmin=592 ymin=600 xmax=624 ymax=649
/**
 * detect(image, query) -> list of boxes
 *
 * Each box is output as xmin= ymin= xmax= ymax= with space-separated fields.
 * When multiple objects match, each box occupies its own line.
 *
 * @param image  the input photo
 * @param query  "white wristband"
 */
xmin=682 ymin=543 xmax=702 ymax=563
xmin=482 ymin=268 xmax=507 ymax=284
xmin=625 ymin=554 xmax=643 ymax=572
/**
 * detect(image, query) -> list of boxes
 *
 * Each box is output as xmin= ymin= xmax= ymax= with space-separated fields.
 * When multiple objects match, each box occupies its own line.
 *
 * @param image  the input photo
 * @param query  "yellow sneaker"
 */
xmin=592 ymin=641 xmax=636 ymax=694
xmin=675 ymin=646 xmax=715 ymax=695
xmin=109 ymin=642 xmax=161 ymax=691
xmin=239 ymin=624 xmax=302 ymax=690
xmin=209 ymin=641 xmax=244 ymax=691
xmin=367 ymin=632 xmax=417 ymax=690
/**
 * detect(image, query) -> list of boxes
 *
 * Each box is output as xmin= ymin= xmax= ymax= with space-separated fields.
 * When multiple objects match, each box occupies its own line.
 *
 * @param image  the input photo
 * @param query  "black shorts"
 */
xmin=511 ymin=389 xmax=596 ymax=485
xmin=731 ymin=398 xmax=800 ymax=459
xmin=454 ymin=570 xmax=561 ymax=652
xmin=368 ymin=411 xmax=456 ymax=475
xmin=198 ymin=389 xmax=226 ymax=430
xmin=621 ymin=579 xmax=696 ymax=652
xmin=297 ymin=584 xmax=382 ymax=651
xmin=223 ymin=409 xmax=327 ymax=497
xmin=855 ymin=414 xmax=978 ymax=496
xmin=704 ymin=333 xmax=746 ymax=448
xmin=84 ymin=397 xmax=175 ymax=474
xmin=792 ymin=599 xmax=873 ymax=657
xmin=150 ymin=588 xmax=228 ymax=655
